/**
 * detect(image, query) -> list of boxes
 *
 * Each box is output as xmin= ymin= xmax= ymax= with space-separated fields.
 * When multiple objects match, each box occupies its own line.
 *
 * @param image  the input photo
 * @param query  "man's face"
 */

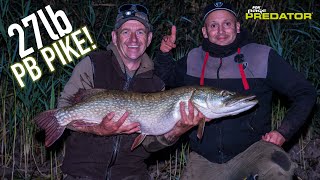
xmin=112 ymin=20 xmax=152 ymax=62
xmin=202 ymin=10 xmax=240 ymax=46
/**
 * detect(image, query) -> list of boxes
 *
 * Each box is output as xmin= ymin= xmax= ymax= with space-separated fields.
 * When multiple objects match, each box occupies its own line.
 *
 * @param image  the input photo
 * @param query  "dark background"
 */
xmin=0 ymin=0 xmax=319 ymax=179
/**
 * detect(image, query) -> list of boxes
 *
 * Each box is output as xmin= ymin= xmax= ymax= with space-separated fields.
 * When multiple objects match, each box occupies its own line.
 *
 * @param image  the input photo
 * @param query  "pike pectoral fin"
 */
xmin=34 ymin=109 xmax=66 ymax=147
xmin=197 ymin=118 xmax=206 ymax=139
xmin=131 ymin=134 xmax=147 ymax=151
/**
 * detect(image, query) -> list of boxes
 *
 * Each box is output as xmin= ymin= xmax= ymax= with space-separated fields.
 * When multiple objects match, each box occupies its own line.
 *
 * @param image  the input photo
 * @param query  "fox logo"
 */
xmin=214 ymin=2 xmax=223 ymax=8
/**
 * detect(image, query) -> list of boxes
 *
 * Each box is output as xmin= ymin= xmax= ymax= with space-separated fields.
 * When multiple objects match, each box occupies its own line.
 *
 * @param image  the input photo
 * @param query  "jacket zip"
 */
xmin=219 ymin=126 xmax=224 ymax=162
xmin=216 ymin=57 xmax=223 ymax=88
xmin=105 ymin=72 xmax=134 ymax=180
xmin=217 ymin=57 xmax=224 ymax=162
xmin=105 ymin=136 xmax=122 ymax=180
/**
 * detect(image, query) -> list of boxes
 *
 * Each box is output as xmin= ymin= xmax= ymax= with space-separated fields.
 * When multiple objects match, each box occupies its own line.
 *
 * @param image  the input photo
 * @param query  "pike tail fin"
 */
xmin=197 ymin=118 xmax=206 ymax=139
xmin=35 ymin=109 xmax=66 ymax=147
xmin=131 ymin=134 xmax=147 ymax=151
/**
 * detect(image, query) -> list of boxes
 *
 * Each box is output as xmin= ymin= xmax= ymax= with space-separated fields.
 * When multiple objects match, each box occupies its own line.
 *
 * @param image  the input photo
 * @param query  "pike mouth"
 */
xmin=225 ymin=95 xmax=257 ymax=107
xmin=219 ymin=95 xmax=258 ymax=116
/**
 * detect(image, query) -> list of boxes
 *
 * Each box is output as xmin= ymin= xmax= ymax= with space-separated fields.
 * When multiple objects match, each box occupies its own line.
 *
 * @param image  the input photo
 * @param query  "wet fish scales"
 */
xmin=35 ymin=86 xmax=258 ymax=149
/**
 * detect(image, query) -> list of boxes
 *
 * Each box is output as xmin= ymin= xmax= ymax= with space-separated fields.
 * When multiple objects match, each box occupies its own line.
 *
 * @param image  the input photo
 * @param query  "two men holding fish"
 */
xmin=156 ymin=1 xmax=317 ymax=180
xmin=35 ymin=2 xmax=317 ymax=180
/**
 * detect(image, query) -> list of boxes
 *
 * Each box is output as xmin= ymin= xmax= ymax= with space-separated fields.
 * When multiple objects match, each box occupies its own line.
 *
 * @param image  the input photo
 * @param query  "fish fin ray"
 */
xmin=34 ymin=109 xmax=65 ymax=147
xmin=197 ymin=118 xmax=206 ymax=140
xmin=131 ymin=134 xmax=147 ymax=151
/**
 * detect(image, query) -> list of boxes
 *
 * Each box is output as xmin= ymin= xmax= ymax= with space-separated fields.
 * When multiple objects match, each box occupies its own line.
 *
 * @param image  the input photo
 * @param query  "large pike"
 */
xmin=35 ymin=86 xmax=258 ymax=150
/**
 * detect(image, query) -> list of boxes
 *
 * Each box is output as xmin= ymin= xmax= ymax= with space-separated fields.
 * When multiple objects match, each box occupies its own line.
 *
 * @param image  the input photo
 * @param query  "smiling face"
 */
xmin=202 ymin=10 xmax=240 ymax=46
xmin=112 ymin=20 xmax=152 ymax=63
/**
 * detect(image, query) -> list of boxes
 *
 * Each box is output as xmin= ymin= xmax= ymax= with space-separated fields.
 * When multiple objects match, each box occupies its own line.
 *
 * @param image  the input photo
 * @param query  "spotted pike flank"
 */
xmin=35 ymin=86 xmax=258 ymax=150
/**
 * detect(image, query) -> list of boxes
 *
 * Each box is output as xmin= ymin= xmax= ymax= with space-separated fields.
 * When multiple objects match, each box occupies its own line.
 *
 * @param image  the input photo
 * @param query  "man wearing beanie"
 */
xmin=58 ymin=4 xmax=203 ymax=180
xmin=155 ymin=1 xmax=316 ymax=179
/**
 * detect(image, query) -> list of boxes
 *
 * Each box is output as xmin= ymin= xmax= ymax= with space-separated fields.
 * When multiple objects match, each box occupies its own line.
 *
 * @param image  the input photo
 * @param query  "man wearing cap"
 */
xmin=155 ymin=1 xmax=316 ymax=179
xmin=58 ymin=4 xmax=203 ymax=180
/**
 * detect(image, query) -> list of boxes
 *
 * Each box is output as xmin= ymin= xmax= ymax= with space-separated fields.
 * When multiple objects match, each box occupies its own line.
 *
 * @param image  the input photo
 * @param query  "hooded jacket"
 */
xmin=154 ymin=31 xmax=316 ymax=163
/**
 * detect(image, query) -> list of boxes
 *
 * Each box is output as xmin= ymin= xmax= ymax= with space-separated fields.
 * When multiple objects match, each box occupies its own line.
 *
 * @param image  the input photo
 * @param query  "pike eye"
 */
xmin=220 ymin=90 xmax=234 ymax=97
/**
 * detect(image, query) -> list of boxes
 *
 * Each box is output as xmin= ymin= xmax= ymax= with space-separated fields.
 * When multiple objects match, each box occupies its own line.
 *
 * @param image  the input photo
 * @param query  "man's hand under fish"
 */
xmin=68 ymin=111 xmax=140 ymax=135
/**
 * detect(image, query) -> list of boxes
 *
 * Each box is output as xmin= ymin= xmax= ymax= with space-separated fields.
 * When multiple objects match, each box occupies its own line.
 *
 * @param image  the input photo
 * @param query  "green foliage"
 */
xmin=0 ymin=0 xmax=319 ymax=179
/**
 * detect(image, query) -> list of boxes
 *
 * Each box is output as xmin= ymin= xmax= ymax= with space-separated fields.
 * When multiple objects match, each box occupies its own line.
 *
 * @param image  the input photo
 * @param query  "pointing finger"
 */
xmin=171 ymin=25 xmax=176 ymax=43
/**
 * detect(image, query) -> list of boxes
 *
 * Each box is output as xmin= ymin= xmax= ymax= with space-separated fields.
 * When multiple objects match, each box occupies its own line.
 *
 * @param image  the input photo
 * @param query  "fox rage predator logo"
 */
xmin=246 ymin=6 xmax=313 ymax=20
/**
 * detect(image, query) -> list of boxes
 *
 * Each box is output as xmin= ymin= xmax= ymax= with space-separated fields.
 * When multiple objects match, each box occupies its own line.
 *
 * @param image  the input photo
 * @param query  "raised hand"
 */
xmin=160 ymin=25 xmax=177 ymax=53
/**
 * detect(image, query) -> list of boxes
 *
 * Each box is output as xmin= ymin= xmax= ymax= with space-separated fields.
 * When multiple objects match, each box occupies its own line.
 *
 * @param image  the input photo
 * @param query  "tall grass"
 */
xmin=265 ymin=4 xmax=320 ymax=174
xmin=0 ymin=0 xmax=319 ymax=179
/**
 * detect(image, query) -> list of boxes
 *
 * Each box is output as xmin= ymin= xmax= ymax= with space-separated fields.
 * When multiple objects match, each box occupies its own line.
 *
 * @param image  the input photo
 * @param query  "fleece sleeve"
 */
xmin=57 ymin=56 xmax=94 ymax=108
xmin=266 ymin=49 xmax=317 ymax=140
xmin=154 ymin=51 xmax=188 ymax=89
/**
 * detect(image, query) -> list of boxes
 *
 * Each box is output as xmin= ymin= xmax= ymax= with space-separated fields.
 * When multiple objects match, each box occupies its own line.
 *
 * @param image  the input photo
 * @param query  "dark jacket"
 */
xmin=59 ymin=44 xmax=166 ymax=180
xmin=154 ymin=40 xmax=316 ymax=163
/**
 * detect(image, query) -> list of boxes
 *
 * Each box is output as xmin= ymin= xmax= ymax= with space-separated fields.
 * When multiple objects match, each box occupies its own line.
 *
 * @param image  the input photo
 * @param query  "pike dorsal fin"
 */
xmin=67 ymin=88 xmax=108 ymax=105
